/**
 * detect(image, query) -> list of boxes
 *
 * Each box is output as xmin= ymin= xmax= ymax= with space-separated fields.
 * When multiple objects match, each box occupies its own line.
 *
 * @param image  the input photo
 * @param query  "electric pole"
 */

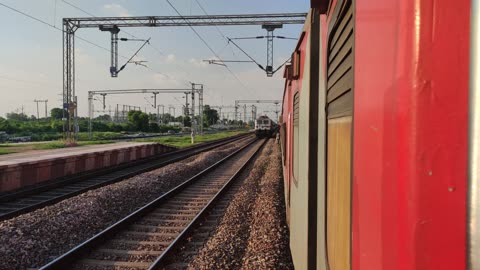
xmin=34 ymin=99 xmax=48 ymax=119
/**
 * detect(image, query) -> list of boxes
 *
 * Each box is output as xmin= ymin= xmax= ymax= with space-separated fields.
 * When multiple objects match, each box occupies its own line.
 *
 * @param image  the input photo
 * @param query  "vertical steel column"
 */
xmin=199 ymin=85 xmax=204 ymax=134
xmin=63 ymin=20 xmax=76 ymax=142
xmin=88 ymin=92 xmax=93 ymax=139
xmin=162 ymin=105 xmax=165 ymax=124
xmin=243 ymin=104 xmax=247 ymax=123
xmin=35 ymin=100 xmax=40 ymax=119
xmin=262 ymin=24 xmax=282 ymax=77
xmin=110 ymin=30 xmax=119 ymax=77
xmin=184 ymin=93 xmax=190 ymax=117
xmin=191 ymin=84 xmax=196 ymax=133
xmin=234 ymin=101 xmax=239 ymax=122
xmin=266 ymin=29 xmax=274 ymax=76
xmin=44 ymin=100 xmax=48 ymax=118
xmin=73 ymin=96 xmax=78 ymax=141
xmin=469 ymin=0 xmax=480 ymax=268
xmin=153 ymin=92 xmax=159 ymax=108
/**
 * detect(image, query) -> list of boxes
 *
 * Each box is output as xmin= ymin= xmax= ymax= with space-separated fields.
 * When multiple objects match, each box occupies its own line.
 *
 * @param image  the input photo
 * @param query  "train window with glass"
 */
xmin=293 ymin=92 xmax=300 ymax=182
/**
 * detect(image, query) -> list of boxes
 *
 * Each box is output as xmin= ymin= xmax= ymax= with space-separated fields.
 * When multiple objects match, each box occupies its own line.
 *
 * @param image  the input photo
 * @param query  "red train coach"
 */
xmin=280 ymin=0 xmax=477 ymax=269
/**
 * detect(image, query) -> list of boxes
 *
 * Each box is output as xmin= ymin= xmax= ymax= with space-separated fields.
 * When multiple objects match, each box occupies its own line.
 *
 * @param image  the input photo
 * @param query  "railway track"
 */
xmin=0 ymin=133 xmax=252 ymax=221
xmin=39 ymin=138 xmax=265 ymax=270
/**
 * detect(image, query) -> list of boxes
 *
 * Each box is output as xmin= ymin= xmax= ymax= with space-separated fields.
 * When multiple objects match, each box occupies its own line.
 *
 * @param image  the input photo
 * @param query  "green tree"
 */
xmin=50 ymin=108 xmax=65 ymax=120
xmin=0 ymin=117 xmax=11 ymax=132
xmin=127 ymin=110 xmax=149 ymax=132
xmin=95 ymin=114 xmax=112 ymax=122
xmin=149 ymin=122 xmax=160 ymax=133
xmin=6 ymin=112 xmax=28 ymax=121
xmin=203 ymin=105 xmax=219 ymax=127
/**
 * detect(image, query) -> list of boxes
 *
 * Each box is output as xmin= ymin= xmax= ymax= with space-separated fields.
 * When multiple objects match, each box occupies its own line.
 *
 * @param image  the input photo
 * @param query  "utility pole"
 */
xmin=157 ymin=105 xmax=165 ymax=125
xmin=191 ymin=83 xmax=196 ymax=143
xmin=44 ymin=100 xmax=48 ymax=118
xmin=34 ymin=100 xmax=40 ymax=119
xmin=184 ymin=92 xmax=190 ymax=117
xmin=34 ymin=99 xmax=48 ymax=119
xmin=152 ymin=92 xmax=159 ymax=108
xmin=243 ymin=104 xmax=247 ymax=124
xmin=168 ymin=106 xmax=175 ymax=118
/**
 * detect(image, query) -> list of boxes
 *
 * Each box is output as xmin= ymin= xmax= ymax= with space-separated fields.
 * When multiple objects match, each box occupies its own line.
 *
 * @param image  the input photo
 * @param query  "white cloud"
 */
xmin=103 ymin=4 xmax=131 ymax=17
xmin=188 ymin=58 xmax=208 ymax=68
xmin=165 ymin=54 xmax=176 ymax=63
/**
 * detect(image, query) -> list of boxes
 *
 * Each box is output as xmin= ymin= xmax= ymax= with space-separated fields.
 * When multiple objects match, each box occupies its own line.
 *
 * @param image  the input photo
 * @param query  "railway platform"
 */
xmin=0 ymin=142 xmax=176 ymax=193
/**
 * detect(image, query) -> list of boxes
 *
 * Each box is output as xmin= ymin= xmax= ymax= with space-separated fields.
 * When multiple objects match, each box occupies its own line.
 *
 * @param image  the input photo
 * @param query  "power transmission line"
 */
xmin=0 ymin=2 xmax=125 ymax=59
xmin=62 ymin=0 xmax=193 ymax=87
xmin=0 ymin=1 xmax=172 ymax=81
xmin=165 ymin=0 xmax=254 ymax=92
xmin=193 ymin=0 xmax=239 ymax=58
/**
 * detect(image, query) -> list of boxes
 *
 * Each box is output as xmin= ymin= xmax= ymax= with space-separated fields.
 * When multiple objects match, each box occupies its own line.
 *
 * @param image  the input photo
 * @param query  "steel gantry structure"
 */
xmin=61 ymin=13 xmax=306 ymax=142
xmin=88 ymin=85 xmax=204 ymax=138
xmin=234 ymin=100 xmax=282 ymax=122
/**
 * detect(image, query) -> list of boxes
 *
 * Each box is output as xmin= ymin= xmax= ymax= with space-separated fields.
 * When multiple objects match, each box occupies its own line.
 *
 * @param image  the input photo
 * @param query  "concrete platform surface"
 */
xmin=0 ymin=142 xmax=154 ymax=165
xmin=0 ymin=142 xmax=176 ymax=193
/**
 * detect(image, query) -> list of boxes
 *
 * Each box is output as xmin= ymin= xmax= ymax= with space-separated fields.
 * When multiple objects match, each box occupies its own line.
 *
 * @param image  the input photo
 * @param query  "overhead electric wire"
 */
xmin=60 ymin=0 xmax=190 ymax=83
xmin=62 ymin=0 xmax=194 ymax=87
xmin=165 ymin=0 xmax=254 ymax=92
xmin=0 ymin=1 xmax=129 ymax=60
xmin=227 ymin=38 xmax=265 ymax=71
xmin=193 ymin=0 xmax=240 ymax=61
xmin=230 ymin=35 xmax=298 ymax=40
xmin=118 ymin=38 xmax=151 ymax=74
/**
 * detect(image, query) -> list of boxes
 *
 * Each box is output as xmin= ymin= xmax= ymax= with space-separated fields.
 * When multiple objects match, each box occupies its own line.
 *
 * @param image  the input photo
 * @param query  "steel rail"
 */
xmin=149 ymin=139 xmax=267 ymax=269
xmin=0 ymin=133 xmax=252 ymax=221
xmin=39 ymin=137 xmax=264 ymax=269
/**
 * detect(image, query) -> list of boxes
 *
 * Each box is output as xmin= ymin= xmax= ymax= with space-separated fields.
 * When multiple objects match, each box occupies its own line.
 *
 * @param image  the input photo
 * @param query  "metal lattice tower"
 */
xmin=262 ymin=24 xmax=283 ymax=77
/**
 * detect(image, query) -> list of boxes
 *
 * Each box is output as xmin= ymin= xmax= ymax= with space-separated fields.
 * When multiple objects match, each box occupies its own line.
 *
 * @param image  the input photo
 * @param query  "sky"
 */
xmin=0 ymin=0 xmax=309 ymax=121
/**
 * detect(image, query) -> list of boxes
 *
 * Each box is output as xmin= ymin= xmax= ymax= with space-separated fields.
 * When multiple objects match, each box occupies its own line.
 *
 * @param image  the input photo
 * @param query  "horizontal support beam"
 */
xmin=89 ymin=89 xmax=201 ymax=95
xmin=65 ymin=13 xmax=307 ymax=28
xmin=236 ymin=100 xmax=282 ymax=104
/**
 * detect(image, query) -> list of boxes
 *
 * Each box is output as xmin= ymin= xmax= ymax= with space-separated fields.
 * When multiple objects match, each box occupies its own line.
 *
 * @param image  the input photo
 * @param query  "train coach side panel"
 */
xmin=288 ymin=14 xmax=311 ymax=270
xmin=352 ymin=0 xmax=469 ymax=269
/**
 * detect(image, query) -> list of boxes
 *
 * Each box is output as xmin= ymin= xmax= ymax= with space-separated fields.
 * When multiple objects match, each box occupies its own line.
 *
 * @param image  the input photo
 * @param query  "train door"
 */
xmin=325 ymin=0 xmax=354 ymax=269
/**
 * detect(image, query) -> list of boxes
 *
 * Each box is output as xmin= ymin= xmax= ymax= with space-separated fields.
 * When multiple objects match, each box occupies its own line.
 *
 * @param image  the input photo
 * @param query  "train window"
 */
xmin=293 ymin=92 xmax=300 ymax=182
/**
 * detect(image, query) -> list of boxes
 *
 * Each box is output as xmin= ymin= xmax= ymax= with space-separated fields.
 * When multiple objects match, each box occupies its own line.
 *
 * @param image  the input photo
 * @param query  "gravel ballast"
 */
xmin=0 ymin=137 xmax=250 ymax=270
xmin=185 ymin=139 xmax=294 ymax=270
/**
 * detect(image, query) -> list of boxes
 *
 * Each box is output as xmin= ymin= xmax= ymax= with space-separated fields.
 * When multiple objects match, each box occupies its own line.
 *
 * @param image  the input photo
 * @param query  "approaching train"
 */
xmin=254 ymin=115 xmax=277 ymax=138
xmin=279 ymin=1 xmax=476 ymax=270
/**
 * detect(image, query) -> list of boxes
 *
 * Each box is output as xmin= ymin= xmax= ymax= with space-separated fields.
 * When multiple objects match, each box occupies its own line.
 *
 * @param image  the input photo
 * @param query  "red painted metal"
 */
xmin=281 ymin=29 xmax=309 ymax=218
xmin=352 ymin=1 xmax=469 ymax=270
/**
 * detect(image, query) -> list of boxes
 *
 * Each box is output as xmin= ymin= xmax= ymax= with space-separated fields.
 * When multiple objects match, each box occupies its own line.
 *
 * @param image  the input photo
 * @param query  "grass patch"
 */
xmin=0 ymin=149 xmax=16 ymax=155
xmin=32 ymin=140 xmax=115 ymax=150
xmin=136 ymin=130 xmax=248 ymax=148
xmin=0 ymin=144 xmax=15 ymax=148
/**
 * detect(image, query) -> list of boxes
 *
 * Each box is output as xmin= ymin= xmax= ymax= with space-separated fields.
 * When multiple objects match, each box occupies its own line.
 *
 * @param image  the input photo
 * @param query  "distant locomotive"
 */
xmin=254 ymin=115 xmax=276 ymax=138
